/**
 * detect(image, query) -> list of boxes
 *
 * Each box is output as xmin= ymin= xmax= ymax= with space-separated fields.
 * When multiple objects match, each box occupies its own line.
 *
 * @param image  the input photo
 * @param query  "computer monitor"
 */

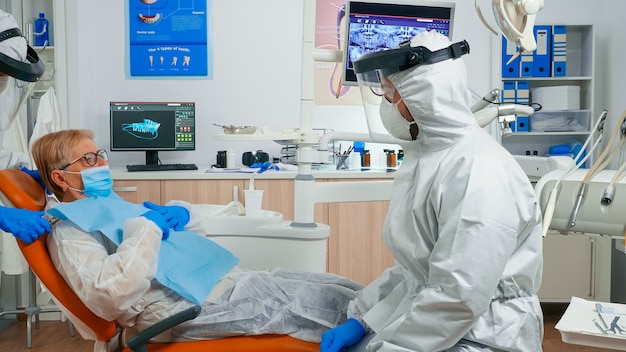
xmin=342 ymin=0 xmax=455 ymax=86
xmin=109 ymin=102 xmax=195 ymax=165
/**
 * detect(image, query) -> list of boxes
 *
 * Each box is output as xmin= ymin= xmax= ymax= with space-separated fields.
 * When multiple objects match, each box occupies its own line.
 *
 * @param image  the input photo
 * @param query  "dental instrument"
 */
xmin=606 ymin=316 xmax=626 ymax=335
xmin=596 ymin=303 xmax=610 ymax=330
xmin=597 ymin=303 xmax=626 ymax=316
xmin=600 ymin=159 xmax=626 ymax=205
xmin=568 ymin=111 xmax=626 ymax=228
xmin=593 ymin=319 xmax=608 ymax=335
xmin=540 ymin=110 xmax=607 ymax=236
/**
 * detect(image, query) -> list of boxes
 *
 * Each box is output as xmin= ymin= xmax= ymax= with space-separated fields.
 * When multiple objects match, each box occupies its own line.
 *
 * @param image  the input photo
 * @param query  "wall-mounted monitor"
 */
xmin=109 ymin=102 xmax=195 ymax=166
xmin=342 ymin=0 xmax=455 ymax=86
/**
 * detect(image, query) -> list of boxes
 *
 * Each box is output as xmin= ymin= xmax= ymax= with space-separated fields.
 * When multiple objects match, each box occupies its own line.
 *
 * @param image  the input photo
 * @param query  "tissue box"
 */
xmin=531 ymin=86 xmax=580 ymax=110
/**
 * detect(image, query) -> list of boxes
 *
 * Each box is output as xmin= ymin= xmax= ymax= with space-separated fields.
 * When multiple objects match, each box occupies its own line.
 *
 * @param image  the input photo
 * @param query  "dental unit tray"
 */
xmin=199 ymin=205 xmax=330 ymax=272
xmin=556 ymin=297 xmax=626 ymax=351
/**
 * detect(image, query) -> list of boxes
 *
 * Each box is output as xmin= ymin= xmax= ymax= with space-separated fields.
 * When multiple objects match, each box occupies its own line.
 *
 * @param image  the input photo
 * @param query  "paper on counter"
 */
xmin=556 ymin=296 xmax=626 ymax=351
xmin=205 ymin=167 xmax=260 ymax=173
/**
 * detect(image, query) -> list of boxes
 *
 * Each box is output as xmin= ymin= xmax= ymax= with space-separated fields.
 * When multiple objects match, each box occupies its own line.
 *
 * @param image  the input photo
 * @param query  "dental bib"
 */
xmin=46 ymin=194 xmax=239 ymax=305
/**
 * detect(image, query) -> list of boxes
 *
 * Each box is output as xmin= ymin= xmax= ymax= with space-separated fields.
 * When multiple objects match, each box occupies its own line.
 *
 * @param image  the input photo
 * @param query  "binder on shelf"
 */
xmin=520 ymin=50 xmax=534 ymax=77
xmin=501 ymin=36 xmax=520 ymax=77
xmin=502 ymin=81 xmax=517 ymax=131
xmin=515 ymin=81 xmax=530 ymax=132
xmin=532 ymin=25 xmax=552 ymax=77
xmin=501 ymin=81 xmax=516 ymax=103
xmin=552 ymin=25 xmax=567 ymax=77
xmin=516 ymin=81 xmax=530 ymax=105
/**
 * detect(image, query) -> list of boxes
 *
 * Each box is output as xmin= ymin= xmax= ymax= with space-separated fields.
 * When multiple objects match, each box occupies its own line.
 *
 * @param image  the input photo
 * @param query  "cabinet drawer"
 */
xmin=113 ymin=180 xmax=160 ymax=203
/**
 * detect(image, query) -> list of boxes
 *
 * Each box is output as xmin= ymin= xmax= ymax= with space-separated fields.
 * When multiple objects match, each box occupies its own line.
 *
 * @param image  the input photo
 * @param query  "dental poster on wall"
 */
xmin=126 ymin=0 xmax=213 ymax=78
xmin=315 ymin=0 xmax=361 ymax=105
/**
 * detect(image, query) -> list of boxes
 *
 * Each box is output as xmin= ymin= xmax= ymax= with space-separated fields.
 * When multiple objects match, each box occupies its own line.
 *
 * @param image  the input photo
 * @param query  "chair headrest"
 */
xmin=0 ymin=169 xmax=46 ymax=210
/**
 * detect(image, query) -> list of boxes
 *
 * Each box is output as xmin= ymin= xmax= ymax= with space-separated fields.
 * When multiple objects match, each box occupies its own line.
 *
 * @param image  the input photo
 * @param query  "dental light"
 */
xmin=475 ymin=0 xmax=545 ymax=63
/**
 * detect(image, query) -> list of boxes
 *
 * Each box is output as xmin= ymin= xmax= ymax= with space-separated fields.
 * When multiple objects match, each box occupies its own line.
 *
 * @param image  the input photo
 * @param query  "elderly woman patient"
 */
xmin=31 ymin=129 xmax=362 ymax=343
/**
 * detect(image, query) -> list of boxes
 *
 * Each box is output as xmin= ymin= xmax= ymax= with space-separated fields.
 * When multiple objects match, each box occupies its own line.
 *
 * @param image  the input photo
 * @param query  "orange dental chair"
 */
xmin=0 ymin=169 xmax=319 ymax=352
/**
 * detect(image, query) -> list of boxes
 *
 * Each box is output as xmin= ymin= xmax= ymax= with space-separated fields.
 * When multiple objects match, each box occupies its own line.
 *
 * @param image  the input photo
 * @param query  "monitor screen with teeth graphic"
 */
xmin=110 ymin=101 xmax=195 ymax=166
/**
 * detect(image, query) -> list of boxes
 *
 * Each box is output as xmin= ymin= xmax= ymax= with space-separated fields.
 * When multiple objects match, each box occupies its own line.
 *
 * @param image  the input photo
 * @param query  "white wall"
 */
xmin=61 ymin=0 xmax=494 ymax=168
xmin=65 ymin=0 xmax=305 ymax=167
xmin=61 ymin=0 xmax=626 ymax=168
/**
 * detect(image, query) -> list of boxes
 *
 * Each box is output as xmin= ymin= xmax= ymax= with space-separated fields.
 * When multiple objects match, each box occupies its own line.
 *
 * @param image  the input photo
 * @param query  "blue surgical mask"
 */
xmin=64 ymin=165 xmax=113 ymax=198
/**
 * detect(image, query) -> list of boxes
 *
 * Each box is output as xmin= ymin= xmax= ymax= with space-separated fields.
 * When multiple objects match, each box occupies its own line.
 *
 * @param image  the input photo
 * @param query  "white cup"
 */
xmin=244 ymin=190 xmax=264 ymax=217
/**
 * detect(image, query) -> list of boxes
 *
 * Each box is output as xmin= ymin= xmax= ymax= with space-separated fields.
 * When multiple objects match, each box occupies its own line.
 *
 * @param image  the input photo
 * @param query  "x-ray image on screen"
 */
xmin=347 ymin=24 xmax=427 ymax=70
xmin=342 ymin=1 xmax=454 ymax=85
xmin=111 ymin=110 xmax=177 ymax=150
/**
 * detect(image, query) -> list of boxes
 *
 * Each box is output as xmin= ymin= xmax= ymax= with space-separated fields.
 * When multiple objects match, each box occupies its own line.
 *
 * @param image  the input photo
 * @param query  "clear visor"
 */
xmin=0 ymin=75 xmax=34 ymax=131
xmin=355 ymin=68 xmax=406 ymax=144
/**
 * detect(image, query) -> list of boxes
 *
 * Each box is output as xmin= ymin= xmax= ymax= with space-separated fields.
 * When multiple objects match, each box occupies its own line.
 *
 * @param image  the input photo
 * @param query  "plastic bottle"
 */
xmin=34 ymin=13 xmax=49 ymax=47
xmin=226 ymin=150 xmax=236 ymax=168
xmin=350 ymin=152 xmax=361 ymax=169
xmin=380 ymin=150 xmax=388 ymax=168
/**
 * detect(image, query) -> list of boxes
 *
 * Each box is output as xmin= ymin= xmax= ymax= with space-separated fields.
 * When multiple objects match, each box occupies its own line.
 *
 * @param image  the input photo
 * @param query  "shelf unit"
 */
xmin=494 ymin=25 xmax=613 ymax=303
xmin=496 ymin=25 xmax=597 ymax=164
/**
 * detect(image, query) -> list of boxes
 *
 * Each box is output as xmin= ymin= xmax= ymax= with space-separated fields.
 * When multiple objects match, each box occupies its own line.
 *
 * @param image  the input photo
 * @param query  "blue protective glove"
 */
xmin=0 ymin=206 xmax=51 ymax=244
xmin=143 ymin=201 xmax=190 ymax=231
xmin=320 ymin=318 xmax=366 ymax=352
xmin=141 ymin=210 xmax=170 ymax=240
xmin=250 ymin=161 xmax=280 ymax=173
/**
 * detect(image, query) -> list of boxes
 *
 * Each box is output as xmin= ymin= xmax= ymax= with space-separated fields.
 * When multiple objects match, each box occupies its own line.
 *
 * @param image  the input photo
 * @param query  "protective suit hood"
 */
xmin=0 ymin=10 xmax=26 ymax=64
xmin=0 ymin=9 xmax=44 ymax=132
xmin=388 ymin=31 xmax=477 ymax=152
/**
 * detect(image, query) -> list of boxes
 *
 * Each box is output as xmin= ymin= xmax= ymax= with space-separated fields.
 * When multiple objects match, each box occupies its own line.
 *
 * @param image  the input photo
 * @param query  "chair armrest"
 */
xmin=126 ymin=305 xmax=201 ymax=352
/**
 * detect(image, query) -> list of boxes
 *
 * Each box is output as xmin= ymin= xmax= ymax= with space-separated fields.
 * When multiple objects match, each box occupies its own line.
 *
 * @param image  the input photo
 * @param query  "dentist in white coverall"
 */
xmin=320 ymin=30 xmax=544 ymax=352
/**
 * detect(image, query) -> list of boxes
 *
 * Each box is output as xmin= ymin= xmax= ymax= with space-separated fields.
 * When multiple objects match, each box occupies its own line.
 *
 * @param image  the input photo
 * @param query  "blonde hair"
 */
xmin=31 ymin=129 xmax=95 ymax=199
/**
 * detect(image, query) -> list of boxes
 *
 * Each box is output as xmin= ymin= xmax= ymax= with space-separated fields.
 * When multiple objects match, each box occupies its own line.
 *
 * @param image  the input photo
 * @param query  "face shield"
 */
xmin=353 ymin=37 xmax=470 ymax=143
xmin=0 ymin=11 xmax=45 ymax=131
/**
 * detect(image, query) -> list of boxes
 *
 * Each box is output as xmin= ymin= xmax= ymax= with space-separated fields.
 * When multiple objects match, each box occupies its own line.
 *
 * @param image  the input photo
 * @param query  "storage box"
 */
xmin=516 ymin=116 xmax=530 ymax=132
xmin=529 ymin=111 xmax=589 ymax=132
xmin=531 ymin=85 xmax=580 ymax=110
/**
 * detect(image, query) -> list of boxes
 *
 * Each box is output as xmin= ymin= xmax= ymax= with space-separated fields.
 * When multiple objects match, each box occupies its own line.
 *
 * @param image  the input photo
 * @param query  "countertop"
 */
xmin=110 ymin=166 xmax=397 ymax=180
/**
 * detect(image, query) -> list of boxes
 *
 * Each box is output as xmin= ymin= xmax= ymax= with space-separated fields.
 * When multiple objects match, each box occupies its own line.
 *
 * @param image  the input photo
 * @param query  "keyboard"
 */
xmin=126 ymin=163 xmax=199 ymax=172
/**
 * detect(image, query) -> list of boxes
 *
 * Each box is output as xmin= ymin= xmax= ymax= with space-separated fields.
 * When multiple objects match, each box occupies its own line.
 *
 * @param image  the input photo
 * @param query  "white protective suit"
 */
xmin=0 ymin=9 xmax=38 ymax=277
xmin=347 ymin=31 xmax=544 ymax=352
xmin=0 ymin=9 xmax=30 ymax=169
xmin=45 ymin=198 xmax=362 ymax=343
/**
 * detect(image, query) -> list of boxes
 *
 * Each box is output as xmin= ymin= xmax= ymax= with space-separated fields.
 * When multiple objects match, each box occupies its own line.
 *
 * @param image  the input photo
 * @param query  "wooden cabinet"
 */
xmin=161 ymin=180 xmax=244 ymax=205
xmin=323 ymin=178 xmax=394 ymax=285
xmin=327 ymin=199 xmax=393 ymax=285
xmin=112 ymin=180 xmax=160 ymax=203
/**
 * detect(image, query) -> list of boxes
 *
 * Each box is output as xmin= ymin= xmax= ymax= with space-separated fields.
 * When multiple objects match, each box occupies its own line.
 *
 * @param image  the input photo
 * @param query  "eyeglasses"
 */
xmin=60 ymin=149 xmax=108 ymax=170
